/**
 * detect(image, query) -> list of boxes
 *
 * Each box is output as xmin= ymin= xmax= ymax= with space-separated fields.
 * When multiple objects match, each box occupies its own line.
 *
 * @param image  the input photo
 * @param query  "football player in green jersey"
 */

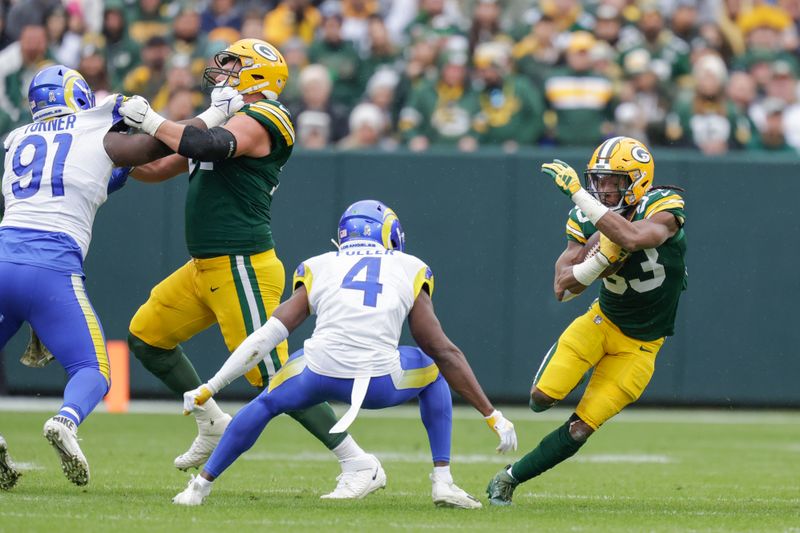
xmin=487 ymin=136 xmax=687 ymax=505
xmin=119 ymin=39 xmax=384 ymax=499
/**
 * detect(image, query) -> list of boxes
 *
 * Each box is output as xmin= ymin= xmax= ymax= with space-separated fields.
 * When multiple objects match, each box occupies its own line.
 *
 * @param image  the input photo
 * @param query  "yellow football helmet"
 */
xmin=202 ymin=38 xmax=288 ymax=98
xmin=584 ymin=136 xmax=654 ymax=210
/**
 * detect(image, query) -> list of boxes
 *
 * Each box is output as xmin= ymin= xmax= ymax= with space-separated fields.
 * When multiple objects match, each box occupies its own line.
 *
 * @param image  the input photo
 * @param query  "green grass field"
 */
xmin=0 ymin=404 xmax=798 ymax=532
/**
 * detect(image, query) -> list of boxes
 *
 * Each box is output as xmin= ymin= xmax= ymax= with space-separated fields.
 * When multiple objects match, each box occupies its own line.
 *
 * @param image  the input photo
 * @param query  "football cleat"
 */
xmin=172 ymin=475 xmax=212 ymax=506
xmin=43 ymin=416 xmax=89 ymax=486
xmin=486 ymin=465 xmax=519 ymax=506
xmin=321 ymin=454 xmax=386 ymax=499
xmin=174 ymin=413 xmax=232 ymax=471
xmin=430 ymin=474 xmax=482 ymax=509
xmin=0 ymin=435 xmax=22 ymax=490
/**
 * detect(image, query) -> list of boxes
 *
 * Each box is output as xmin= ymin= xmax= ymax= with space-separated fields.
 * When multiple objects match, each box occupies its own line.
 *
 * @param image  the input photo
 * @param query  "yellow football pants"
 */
xmin=534 ymin=301 xmax=664 ymax=430
xmin=129 ymin=249 xmax=288 ymax=387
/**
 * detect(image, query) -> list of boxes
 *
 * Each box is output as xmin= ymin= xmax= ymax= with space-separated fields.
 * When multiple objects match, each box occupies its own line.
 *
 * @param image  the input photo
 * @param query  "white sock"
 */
xmin=195 ymin=398 xmax=225 ymax=423
xmin=433 ymin=465 xmax=452 ymax=484
xmin=331 ymin=435 xmax=366 ymax=463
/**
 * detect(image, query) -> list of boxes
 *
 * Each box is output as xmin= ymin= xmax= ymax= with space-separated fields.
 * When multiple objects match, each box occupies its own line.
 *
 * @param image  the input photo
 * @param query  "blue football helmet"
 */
xmin=28 ymin=65 xmax=95 ymax=122
xmin=338 ymin=200 xmax=405 ymax=252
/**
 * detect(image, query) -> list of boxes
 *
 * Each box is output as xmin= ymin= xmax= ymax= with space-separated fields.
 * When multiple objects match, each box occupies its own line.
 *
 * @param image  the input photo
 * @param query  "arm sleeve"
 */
xmin=206 ymin=316 xmax=290 ymax=393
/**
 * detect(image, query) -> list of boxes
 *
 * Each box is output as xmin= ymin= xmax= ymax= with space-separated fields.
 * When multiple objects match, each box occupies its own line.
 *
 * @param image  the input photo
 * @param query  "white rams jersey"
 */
xmin=293 ymin=239 xmax=434 ymax=378
xmin=1 ymin=94 xmax=125 ymax=258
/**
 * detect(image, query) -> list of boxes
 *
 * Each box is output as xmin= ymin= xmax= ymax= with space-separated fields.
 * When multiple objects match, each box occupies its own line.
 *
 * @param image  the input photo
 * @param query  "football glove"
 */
xmin=541 ymin=159 xmax=582 ymax=197
xmin=598 ymin=233 xmax=630 ymax=265
xmin=197 ymin=86 xmax=245 ymax=128
xmin=485 ymin=410 xmax=518 ymax=453
xmin=119 ymin=95 xmax=165 ymax=136
xmin=182 ymin=384 xmax=215 ymax=415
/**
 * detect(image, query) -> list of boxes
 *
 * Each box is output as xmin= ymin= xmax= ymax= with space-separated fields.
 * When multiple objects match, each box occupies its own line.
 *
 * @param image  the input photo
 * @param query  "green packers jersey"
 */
xmin=185 ymin=99 xmax=295 ymax=258
xmin=566 ymin=189 xmax=687 ymax=341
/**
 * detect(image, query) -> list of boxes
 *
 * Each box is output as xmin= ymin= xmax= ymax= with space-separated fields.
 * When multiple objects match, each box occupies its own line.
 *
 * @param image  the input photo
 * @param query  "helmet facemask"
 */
xmin=202 ymin=51 xmax=243 ymax=92
xmin=584 ymin=170 xmax=640 ymax=212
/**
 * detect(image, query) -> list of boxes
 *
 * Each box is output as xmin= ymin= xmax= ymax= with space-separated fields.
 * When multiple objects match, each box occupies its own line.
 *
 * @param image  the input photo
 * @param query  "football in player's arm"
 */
xmin=487 ymin=137 xmax=687 ymax=505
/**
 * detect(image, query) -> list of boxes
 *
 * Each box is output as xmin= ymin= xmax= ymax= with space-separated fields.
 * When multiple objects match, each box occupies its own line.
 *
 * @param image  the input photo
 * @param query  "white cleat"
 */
xmin=0 ymin=435 xmax=22 ymax=490
xmin=174 ymin=413 xmax=232 ymax=471
xmin=43 ymin=416 xmax=89 ymax=486
xmin=431 ymin=474 xmax=482 ymax=509
xmin=172 ymin=475 xmax=212 ymax=506
xmin=321 ymin=454 xmax=387 ymax=499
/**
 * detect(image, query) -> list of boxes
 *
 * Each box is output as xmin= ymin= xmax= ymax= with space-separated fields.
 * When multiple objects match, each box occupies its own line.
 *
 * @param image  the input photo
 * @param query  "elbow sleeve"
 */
xmin=177 ymin=125 xmax=237 ymax=162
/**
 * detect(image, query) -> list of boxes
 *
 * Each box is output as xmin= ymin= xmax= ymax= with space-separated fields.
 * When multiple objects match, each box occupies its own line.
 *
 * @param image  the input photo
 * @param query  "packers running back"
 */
xmin=487 ymin=136 xmax=687 ymax=506
xmin=565 ymin=187 xmax=687 ymax=340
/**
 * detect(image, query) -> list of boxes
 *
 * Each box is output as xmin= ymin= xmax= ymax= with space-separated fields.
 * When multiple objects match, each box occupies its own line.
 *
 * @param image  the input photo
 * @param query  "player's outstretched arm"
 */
xmin=119 ymin=88 xmax=253 ymax=163
xmin=408 ymin=291 xmax=517 ymax=453
xmin=182 ymin=287 xmax=311 ymax=413
xmin=541 ymin=159 xmax=678 ymax=251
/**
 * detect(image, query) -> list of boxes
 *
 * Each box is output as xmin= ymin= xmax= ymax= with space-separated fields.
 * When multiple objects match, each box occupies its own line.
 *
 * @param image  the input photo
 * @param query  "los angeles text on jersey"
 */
xmin=24 ymin=114 xmax=77 ymax=133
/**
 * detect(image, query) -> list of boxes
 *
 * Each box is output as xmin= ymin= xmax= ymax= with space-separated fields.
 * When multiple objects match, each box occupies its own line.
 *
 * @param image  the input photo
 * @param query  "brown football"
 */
xmin=577 ymin=232 xmax=626 ymax=278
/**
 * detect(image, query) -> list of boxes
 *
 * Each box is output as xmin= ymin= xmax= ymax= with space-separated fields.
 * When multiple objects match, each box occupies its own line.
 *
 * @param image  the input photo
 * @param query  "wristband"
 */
xmin=140 ymin=109 xmax=166 ymax=137
xmin=196 ymin=106 xmax=228 ymax=128
xmin=572 ymin=254 xmax=609 ymax=286
xmin=572 ymin=189 xmax=609 ymax=225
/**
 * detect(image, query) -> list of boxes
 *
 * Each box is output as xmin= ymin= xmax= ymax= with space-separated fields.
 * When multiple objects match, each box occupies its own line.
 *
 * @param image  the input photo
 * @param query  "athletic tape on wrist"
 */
xmin=572 ymin=189 xmax=609 ymax=225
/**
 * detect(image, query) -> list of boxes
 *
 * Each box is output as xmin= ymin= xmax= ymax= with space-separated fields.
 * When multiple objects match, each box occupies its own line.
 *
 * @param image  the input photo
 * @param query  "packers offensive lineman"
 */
xmin=119 ymin=39 xmax=380 ymax=497
xmin=487 ymin=137 xmax=687 ymax=505
xmin=0 ymin=65 xmax=197 ymax=488
xmin=172 ymin=200 xmax=517 ymax=508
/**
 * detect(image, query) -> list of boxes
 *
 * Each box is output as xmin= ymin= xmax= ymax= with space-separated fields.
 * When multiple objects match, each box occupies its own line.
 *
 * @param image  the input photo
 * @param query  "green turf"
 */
xmin=0 ymin=406 xmax=798 ymax=532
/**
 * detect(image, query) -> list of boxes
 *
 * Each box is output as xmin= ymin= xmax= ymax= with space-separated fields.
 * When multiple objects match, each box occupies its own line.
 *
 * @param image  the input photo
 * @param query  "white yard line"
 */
xmin=239 ymin=450 xmax=675 ymax=465
xmin=0 ymin=397 xmax=798 ymax=424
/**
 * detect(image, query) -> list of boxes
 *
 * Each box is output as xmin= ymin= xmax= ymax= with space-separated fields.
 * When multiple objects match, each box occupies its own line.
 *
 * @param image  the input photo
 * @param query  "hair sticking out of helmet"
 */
xmin=338 ymin=200 xmax=405 ymax=252
xmin=584 ymin=136 xmax=654 ymax=212
xmin=202 ymin=39 xmax=289 ymax=99
xmin=28 ymin=65 xmax=95 ymax=121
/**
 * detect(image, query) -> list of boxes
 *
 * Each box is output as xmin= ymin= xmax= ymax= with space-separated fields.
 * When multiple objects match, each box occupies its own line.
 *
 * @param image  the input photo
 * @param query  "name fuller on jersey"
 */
xmin=24 ymin=114 xmax=77 ymax=134
xmin=337 ymin=248 xmax=396 ymax=257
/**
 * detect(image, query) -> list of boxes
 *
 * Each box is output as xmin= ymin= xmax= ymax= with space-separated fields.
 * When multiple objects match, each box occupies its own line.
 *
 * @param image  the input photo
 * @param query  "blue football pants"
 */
xmin=205 ymin=346 xmax=452 ymax=478
xmin=0 ymin=262 xmax=110 ymax=425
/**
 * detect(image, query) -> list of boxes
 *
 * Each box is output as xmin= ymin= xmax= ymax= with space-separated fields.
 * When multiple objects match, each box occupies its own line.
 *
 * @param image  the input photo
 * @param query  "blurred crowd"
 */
xmin=1 ymin=0 xmax=800 ymax=154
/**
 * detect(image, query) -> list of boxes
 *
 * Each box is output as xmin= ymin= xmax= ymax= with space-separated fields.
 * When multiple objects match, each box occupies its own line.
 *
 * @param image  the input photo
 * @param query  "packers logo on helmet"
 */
xmin=203 ymin=39 xmax=288 ymax=99
xmin=584 ymin=136 xmax=654 ymax=211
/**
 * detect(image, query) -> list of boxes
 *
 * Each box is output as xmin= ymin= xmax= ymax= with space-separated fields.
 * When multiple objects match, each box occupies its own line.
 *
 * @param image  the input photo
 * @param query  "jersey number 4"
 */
xmin=341 ymin=257 xmax=383 ymax=307
xmin=11 ymin=134 xmax=73 ymax=199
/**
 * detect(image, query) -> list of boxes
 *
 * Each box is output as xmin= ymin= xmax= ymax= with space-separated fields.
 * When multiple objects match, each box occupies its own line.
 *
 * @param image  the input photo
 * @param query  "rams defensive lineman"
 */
xmin=119 ymin=39 xmax=378 ymax=497
xmin=0 ymin=65 xmax=206 ymax=488
xmin=173 ymin=200 xmax=517 ymax=508
xmin=487 ymin=137 xmax=687 ymax=505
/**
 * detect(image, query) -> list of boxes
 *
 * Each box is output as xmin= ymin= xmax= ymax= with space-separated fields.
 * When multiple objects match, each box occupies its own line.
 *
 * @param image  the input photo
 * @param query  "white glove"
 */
xmin=197 ymin=86 xmax=245 ymax=128
xmin=485 ymin=409 xmax=518 ymax=453
xmin=182 ymin=384 xmax=215 ymax=415
xmin=119 ymin=95 xmax=165 ymax=136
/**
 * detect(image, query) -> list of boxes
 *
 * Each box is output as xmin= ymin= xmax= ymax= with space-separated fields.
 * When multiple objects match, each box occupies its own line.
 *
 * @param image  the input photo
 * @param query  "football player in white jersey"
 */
xmin=0 ymin=65 xmax=242 ymax=489
xmin=174 ymin=200 xmax=518 ymax=508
